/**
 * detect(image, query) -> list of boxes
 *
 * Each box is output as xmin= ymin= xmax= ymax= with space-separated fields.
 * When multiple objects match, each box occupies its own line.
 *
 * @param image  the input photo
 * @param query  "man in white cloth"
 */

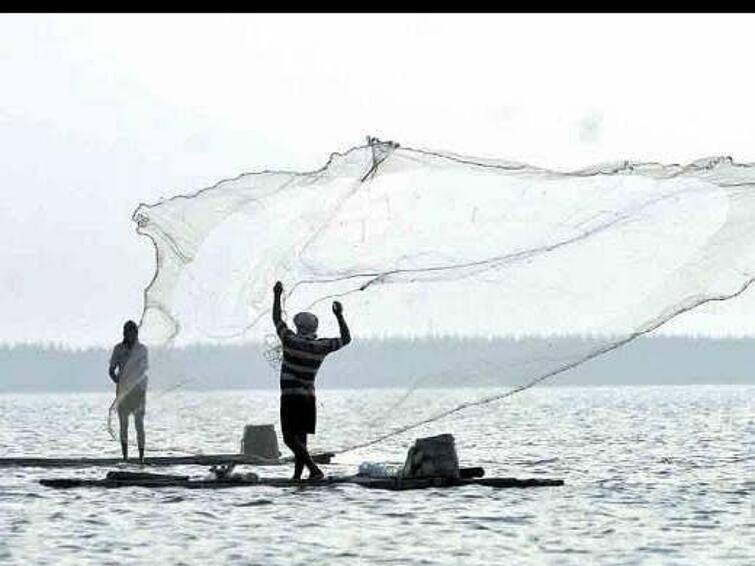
xmin=108 ymin=320 xmax=149 ymax=463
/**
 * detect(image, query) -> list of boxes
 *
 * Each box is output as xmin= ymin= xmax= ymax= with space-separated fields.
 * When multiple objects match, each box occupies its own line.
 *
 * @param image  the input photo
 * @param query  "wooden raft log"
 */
xmin=359 ymin=476 xmax=564 ymax=491
xmin=0 ymin=452 xmax=334 ymax=469
xmin=39 ymin=471 xmax=563 ymax=491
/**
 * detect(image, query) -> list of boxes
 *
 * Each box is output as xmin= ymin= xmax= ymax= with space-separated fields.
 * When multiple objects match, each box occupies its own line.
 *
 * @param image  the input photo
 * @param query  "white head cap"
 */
xmin=293 ymin=312 xmax=318 ymax=337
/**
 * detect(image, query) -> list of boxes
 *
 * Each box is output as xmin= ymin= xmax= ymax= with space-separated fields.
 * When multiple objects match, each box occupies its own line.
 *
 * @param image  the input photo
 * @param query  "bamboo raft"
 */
xmin=0 ymin=452 xmax=334 ymax=469
xmin=39 ymin=470 xmax=564 ymax=491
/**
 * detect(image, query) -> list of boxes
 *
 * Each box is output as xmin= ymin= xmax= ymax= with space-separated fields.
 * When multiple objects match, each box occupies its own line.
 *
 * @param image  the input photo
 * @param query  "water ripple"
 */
xmin=0 ymin=386 xmax=753 ymax=564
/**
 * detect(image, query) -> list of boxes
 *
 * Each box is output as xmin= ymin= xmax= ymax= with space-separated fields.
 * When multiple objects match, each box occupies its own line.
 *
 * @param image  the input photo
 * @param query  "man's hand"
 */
xmin=272 ymin=281 xmax=284 ymax=326
xmin=333 ymin=301 xmax=351 ymax=346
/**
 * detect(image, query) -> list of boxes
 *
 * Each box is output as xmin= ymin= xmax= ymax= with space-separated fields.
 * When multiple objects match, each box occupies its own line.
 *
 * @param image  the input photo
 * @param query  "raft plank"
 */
xmin=39 ymin=472 xmax=563 ymax=491
xmin=0 ymin=452 xmax=333 ymax=469
xmin=359 ymin=476 xmax=564 ymax=490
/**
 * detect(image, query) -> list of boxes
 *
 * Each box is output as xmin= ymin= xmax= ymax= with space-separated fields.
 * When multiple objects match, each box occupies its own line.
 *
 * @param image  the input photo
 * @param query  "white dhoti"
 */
xmin=117 ymin=381 xmax=147 ymax=418
xmin=110 ymin=342 xmax=149 ymax=446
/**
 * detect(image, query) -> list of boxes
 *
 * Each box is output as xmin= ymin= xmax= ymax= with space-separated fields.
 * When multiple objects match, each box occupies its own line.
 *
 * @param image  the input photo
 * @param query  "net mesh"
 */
xmin=113 ymin=138 xmax=755 ymax=454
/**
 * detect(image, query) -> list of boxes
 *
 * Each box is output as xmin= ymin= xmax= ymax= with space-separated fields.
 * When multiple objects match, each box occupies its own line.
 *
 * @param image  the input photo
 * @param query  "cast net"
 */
xmin=111 ymin=138 xmax=755 ymax=455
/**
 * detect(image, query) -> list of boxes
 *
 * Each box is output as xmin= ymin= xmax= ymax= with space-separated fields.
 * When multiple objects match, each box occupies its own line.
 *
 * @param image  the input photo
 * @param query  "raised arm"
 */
xmin=272 ymin=281 xmax=283 ymax=326
xmin=272 ymin=280 xmax=292 ymax=340
xmin=332 ymin=301 xmax=351 ymax=346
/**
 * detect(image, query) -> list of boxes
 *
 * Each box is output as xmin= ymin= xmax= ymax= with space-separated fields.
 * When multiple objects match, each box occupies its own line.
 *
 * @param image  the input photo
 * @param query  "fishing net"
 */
xmin=112 ymin=138 xmax=755 ymax=454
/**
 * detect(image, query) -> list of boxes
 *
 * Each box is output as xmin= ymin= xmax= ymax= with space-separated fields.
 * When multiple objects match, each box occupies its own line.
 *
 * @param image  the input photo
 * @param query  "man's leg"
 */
xmin=134 ymin=410 xmax=145 ymax=464
xmin=296 ymin=432 xmax=322 ymax=480
xmin=301 ymin=433 xmax=323 ymax=480
xmin=293 ymin=435 xmax=304 ymax=481
xmin=118 ymin=411 xmax=129 ymax=461
xmin=283 ymin=431 xmax=298 ymax=479
xmin=283 ymin=431 xmax=321 ymax=480
xmin=293 ymin=433 xmax=307 ymax=479
xmin=283 ymin=431 xmax=304 ymax=480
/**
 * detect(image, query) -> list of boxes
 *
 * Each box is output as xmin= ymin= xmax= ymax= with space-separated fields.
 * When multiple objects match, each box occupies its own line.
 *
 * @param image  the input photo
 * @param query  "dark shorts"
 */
xmin=280 ymin=394 xmax=316 ymax=435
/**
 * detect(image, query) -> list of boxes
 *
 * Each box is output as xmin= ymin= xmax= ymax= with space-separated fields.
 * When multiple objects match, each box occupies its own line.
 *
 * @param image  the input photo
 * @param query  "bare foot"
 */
xmin=308 ymin=469 xmax=325 ymax=482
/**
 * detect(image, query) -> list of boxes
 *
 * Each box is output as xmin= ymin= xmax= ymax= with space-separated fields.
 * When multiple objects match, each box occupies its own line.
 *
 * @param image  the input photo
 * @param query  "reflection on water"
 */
xmin=0 ymin=385 xmax=753 ymax=564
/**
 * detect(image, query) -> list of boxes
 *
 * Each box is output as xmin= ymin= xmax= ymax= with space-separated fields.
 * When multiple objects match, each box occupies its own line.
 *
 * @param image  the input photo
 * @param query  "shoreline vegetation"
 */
xmin=1 ymin=336 xmax=753 ymax=392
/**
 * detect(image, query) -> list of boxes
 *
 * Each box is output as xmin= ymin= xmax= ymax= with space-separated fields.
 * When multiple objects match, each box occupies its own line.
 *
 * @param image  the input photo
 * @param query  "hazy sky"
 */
xmin=3 ymin=13 xmax=755 ymax=346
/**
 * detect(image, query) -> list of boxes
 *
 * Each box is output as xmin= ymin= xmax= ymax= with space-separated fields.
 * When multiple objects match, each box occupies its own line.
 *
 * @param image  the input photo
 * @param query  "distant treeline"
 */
xmin=0 ymin=336 xmax=753 ymax=392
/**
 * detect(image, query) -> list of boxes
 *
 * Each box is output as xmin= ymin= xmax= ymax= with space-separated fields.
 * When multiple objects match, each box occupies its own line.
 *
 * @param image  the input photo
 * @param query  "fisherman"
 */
xmin=108 ymin=320 xmax=149 ymax=463
xmin=272 ymin=281 xmax=351 ymax=481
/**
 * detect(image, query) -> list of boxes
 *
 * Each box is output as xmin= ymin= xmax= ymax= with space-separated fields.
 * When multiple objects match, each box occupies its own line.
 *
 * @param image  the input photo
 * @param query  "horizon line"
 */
xmin=4 ymin=332 xmax=755 ymax=351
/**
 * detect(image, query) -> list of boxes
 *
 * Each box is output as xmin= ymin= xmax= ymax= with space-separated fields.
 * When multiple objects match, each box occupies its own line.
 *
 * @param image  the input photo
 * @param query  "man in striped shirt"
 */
xmin=272 ymin=281 xmax=351 ymax=481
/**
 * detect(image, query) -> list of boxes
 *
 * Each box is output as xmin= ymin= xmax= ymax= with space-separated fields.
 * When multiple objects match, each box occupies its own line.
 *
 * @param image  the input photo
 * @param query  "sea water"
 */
xmin=0 ymin=385 xmax=752 ymax=565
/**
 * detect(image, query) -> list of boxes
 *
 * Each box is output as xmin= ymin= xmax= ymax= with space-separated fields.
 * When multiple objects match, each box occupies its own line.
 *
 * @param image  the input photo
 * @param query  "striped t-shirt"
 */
xmin=276 ymin=320 xmax=343 ymax=397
